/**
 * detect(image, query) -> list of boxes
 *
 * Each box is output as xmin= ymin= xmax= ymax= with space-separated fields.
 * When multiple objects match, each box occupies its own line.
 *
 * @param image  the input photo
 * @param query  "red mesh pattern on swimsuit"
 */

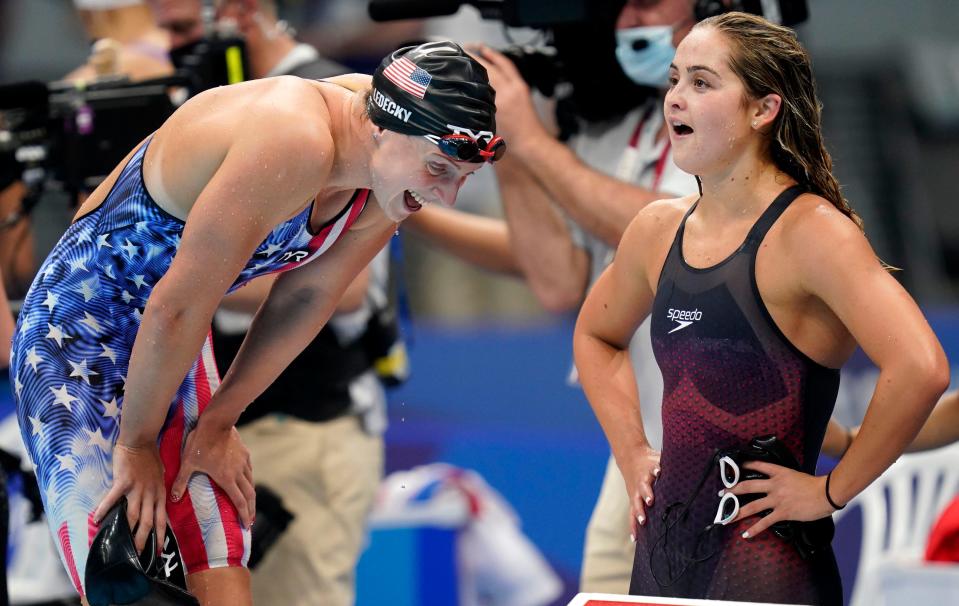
xmin=629 ymin=188 xmax=842 ymax=605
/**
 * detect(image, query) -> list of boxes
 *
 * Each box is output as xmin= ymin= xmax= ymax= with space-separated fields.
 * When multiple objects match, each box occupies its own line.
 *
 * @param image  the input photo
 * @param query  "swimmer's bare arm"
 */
xmin=116 ymin=123 xmax=331 ymax=449
xmin=219 ymin=266 xmax=371 ymax=315
xmin=732 ymin=202 xmax=949 ymax=538
xmin=497 ymin=157 xmax=589 ymax=312
xmin=573 ymin=201 xmax=679 ymax=535
xmin=97 ymin=112 xmax=334 ymax=541
xmin=403 ymin=205 xmax=520 ymax=274
xmin=403 ymin=157 xmax=591 ymax=311
xmin=823 ymin=390 xmax=959 ymax=457
xmin=201 ymin=204 xmax=395 ymax=428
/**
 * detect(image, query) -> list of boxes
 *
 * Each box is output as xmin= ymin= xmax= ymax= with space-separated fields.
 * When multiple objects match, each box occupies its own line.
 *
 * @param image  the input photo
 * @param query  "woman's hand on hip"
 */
xmin=728 ymin=461 xmax=836 ymax=539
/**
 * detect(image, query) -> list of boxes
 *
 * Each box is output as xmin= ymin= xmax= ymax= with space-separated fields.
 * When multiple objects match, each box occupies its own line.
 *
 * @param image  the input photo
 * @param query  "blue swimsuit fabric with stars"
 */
xmin=10 ymin=137 xmax=368 ymax=595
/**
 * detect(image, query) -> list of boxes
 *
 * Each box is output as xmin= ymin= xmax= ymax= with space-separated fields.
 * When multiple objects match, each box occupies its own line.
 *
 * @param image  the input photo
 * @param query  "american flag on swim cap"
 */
xmin=383 ymin=56 xmax=432 ymax=99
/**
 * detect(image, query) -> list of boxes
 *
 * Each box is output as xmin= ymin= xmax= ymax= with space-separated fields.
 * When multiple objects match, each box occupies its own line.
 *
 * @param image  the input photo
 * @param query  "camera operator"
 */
xmin=0 ymin=1 xmax=175 ymax=299
xmin=68 ymin=0 xmax=173 ymax=83
xmin=1 ymin=0 xmax=175 ymax=295
xmin=150 ymin=0 xmax=345 ymax=79
xmin=148 ymin=3 xmax=402 ymax=605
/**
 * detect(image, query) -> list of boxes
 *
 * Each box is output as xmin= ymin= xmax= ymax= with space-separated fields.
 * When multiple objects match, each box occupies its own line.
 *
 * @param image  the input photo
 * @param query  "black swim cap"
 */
xmin=368 ymin=41 xmax=497 ymax=143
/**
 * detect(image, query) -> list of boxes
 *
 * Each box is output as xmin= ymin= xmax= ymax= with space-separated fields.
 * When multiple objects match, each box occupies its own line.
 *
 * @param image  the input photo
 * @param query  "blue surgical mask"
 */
xmin=615 ymin=25 xmax=676 ymax=88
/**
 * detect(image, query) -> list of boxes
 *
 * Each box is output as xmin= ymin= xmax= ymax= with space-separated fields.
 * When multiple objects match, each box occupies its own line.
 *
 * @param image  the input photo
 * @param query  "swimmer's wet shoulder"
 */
xmin=141 ymin=77 xmax=338 ymax=225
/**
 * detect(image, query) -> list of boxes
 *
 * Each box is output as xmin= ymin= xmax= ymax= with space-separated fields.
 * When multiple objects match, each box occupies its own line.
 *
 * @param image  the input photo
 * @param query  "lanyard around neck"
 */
xmin=617 ymin=104 xmax=672 ymax=192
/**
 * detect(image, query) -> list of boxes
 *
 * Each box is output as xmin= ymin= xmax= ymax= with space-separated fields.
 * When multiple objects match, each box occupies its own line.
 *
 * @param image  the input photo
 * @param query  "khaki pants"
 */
xmin=580 ymin=456 xmax=633 ymax=594
xmin=239 ymin=414 xmax=384 ymax=606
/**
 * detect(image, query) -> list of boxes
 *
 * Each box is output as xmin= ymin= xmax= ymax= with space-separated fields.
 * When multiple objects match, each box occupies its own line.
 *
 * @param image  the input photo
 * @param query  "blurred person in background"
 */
xmin=822 ymin=391 xmax=959 ymax=457
xmin=0 ymin=0 xmax=174 ymax=300
xmin=295 ymin=0 xmax=425 ymax=73
xmin=574 ymin=12 xmax=948 ymax=603
xmin=149 ymin=0 xmax=345 ymax=79
xmin=68 ymin=0 xmax=172 ymax=83
xmin=148 ymin=2 xmax=402 ymax=604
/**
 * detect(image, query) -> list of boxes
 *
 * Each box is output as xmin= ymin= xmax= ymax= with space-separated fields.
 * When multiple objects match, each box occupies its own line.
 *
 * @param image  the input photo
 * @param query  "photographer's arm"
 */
xmin=497 ymin=157 xmax=589 ymax=312
xmin=823 ymin=391 xmax=959 ymax=458
xmin=474 ymin=46 xmax=667 ymax=248
xmin=403 ymin=205 xmax=520 ymax=275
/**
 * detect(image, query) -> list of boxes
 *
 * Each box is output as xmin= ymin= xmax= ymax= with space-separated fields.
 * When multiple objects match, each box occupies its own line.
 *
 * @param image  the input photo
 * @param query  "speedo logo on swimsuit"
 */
xmin=666 ymin=308 xmax=702 ymax=334
xmin=372 ymin=89 xmax=412 ymax=123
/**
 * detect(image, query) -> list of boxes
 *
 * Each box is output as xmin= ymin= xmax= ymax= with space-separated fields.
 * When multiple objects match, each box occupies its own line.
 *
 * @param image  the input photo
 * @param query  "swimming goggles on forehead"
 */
xmin=424 ymin=133 xmax=507 ymax=163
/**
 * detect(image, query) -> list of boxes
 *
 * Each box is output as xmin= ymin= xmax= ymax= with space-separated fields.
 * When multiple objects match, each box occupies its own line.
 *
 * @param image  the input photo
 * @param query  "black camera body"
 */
xmin=168 ymin=33 xmax=250 ymax=97
xmin=0 ymin=76 xmax=182 ymax=215
xmin=0 ymin=13 xmax=250 ymax=214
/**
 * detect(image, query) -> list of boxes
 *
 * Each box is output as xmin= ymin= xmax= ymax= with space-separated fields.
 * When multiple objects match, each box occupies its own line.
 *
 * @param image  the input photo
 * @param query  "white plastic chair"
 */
xmin=833 ymin=441 xmax=959 ymax=606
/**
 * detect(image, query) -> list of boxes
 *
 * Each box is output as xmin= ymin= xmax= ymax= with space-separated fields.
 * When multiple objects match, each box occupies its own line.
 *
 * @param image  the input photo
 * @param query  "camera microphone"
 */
xmin=368 ymin=0 xmax=461 ymax=22
xmin=0 ymin=81 xmax=48 ymax=111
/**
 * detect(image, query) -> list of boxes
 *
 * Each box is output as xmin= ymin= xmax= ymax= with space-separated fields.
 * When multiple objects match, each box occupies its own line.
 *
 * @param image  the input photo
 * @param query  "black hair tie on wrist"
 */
xmin=825 ymin=470 xmax=846 ymax=510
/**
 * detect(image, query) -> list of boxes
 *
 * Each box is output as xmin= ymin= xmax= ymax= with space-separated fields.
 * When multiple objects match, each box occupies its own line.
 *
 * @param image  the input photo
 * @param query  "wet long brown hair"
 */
xmin=696 ymin=12 xmax=863 ymax=230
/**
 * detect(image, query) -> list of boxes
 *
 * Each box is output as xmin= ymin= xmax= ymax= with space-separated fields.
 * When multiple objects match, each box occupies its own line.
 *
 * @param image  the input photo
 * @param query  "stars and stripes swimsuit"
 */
xmin=10 ymin=136 xmax=369 ymax=596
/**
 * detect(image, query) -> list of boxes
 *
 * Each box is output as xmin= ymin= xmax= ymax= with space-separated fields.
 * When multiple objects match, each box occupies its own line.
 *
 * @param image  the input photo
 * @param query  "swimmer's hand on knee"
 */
xmin=170 ymin=417 xmax=255 ymax=530
xmin=94 ymin=443 xmax=168 ymax=556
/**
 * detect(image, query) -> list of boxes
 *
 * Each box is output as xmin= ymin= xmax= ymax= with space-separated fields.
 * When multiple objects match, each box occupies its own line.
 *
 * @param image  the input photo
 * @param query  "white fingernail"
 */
xmin=645 ymin=497 xmax=652 ymax=506
xmin=630 ymin=533 xmax=636 ymax=543
xmin=742 ymin=531 xmax=750 ymax=539
xmin=653 ymin=468 xmax=661 ymax=477
xmin=637 ymin=514 xmax=645 ymax=525
xmin=718 ymin=489 xmax=725 ymax=496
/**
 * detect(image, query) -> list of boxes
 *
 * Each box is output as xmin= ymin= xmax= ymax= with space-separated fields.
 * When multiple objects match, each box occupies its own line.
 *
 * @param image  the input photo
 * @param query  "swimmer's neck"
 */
xmin=323 ymin=86 xmax=377 ymax=193
xmin=695 ymin=146 xmax=797 ymax=220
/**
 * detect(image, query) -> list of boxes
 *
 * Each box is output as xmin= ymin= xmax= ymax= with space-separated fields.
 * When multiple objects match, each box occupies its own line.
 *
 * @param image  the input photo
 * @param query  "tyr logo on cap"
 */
xmin=446 ymin=124 xmax=494 ymax=142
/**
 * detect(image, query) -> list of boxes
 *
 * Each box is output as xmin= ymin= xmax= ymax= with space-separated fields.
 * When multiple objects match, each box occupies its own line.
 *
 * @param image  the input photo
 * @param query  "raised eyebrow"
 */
xmin=687 ymin=65 xmax=722 ymax=79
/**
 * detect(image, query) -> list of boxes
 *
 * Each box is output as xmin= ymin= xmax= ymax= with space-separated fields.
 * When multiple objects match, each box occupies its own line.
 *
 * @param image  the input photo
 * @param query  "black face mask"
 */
xmin=85 ymin=497 xmax=199 ymax=606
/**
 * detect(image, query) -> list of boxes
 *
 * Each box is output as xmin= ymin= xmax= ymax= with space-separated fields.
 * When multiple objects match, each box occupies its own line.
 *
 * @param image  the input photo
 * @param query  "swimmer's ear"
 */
xmin=751 ymin=93 xmax=782 ymax=131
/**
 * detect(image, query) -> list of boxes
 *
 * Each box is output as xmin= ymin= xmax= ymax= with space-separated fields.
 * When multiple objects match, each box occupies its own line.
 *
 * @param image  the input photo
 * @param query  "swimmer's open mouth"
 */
xmin=671 ymin=121 xmax=694 ymax=136
xmin=404 ymin=190 xmax=423 ymax=212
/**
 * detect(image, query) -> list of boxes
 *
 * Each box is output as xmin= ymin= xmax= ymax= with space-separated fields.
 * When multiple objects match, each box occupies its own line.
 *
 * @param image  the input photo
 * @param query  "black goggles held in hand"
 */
xmin=425 ymin=133 xmax=507 ymax=163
